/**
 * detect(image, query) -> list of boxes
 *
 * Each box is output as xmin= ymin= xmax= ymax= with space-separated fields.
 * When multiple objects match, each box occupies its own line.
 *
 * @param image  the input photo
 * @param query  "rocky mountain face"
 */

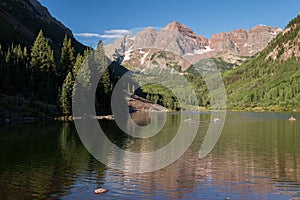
xmin=210 ymin=25 xmax=282 ymax=56
xmin=153 ymin=21 xmax=209 ymax=56
xmin=104 ymin=21 xmax=282 ymax=71
xmin=0 ymin=0 xmax=86 ymax=54
xmin=105 ymin=21 xmax=210 ymax=62
xmin=134 ymin=27 xmax=159 ymax=49
xmin=266 ymin=24 xmax=300 ymax=62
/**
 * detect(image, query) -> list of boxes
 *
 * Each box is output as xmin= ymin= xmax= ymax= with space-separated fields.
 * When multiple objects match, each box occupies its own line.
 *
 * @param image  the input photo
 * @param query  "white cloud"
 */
xmin=75 ymin=29 xmax=132 ymax=39
xmin=74 ymin=33 xmax=102 ymax=38
xmin=104 ymin=29 xmax=132 ymax=35
xmin=99 ymin=34 xmax=126 ymax=39
xmin=102 ymin=29 xmax=132 ymax=39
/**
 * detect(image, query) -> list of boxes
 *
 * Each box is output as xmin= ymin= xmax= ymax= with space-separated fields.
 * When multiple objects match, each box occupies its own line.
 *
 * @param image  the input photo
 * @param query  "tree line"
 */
xmin=0 ymin=30 xmax=114 ymax=117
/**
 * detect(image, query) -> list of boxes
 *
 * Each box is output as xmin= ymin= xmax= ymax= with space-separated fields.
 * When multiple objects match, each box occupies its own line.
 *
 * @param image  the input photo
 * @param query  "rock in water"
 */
xmin=289 ymin=116 xmax=296 ymax=121
xmin=94 ymin=188 xmax=108 ymax=194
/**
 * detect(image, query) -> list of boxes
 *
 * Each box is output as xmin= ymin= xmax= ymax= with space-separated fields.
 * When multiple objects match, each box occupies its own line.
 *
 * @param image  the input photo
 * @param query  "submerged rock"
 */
xmin=94 ymin=188 xmax=108 ymax=194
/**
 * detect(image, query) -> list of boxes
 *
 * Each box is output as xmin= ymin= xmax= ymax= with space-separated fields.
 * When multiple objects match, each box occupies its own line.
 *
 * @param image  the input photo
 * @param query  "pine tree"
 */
xmin=100 ymin=67 xmax=112 ymax=94
xmin=73 ymin=53 xmax=84 ymax=77
xmin=59 ymin=72 xmax=74 ymax=115
xmin=30 ymin=30 xmax=57 ymax=102
xmin=59 ymin=52 xmax=87 ymax=115
xmin=13 ymin=45 xmax=25 ymax=91
xmin=0 ymin=43 xmax=31 ymax=93
xmin=94 ymin=41 xmax=108 ymax=72
xmin=59 ymin=35 xmax=75 ymax=85
xmin=94 ymin=41 xmax=112 ymax=115
xmin=72 ymin=52 xmax=95 ymax=118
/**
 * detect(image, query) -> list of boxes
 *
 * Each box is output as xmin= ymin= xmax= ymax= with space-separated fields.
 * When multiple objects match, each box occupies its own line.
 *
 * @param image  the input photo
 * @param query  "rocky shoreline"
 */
xmin=55 ymin=115 xmax=115 ymax=122
xmin=0 ymin=93 xmax=169 ymax=124
xmin=54 ymin=94 xmax=168 ymax=122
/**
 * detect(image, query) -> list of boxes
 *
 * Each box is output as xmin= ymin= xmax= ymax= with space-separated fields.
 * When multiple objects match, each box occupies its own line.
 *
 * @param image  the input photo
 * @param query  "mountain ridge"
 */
xmin=104 ymin=21 xmax=282 ymax=71
xmin=0 ymin=0 xmax=86 ymax=54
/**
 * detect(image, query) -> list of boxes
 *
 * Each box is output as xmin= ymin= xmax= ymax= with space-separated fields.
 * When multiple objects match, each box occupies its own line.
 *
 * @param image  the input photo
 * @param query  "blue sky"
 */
xmin=39 ymin=0 xmax=300 ymax=46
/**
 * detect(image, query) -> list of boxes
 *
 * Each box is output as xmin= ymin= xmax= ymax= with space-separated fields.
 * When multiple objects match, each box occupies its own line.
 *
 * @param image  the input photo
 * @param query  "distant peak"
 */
xmin=251 ymin=25 xmax=282 ymax=31
xmin=163 ymin=20 xmax=197 ymax=36
xmin=162 ymin=20 xmax=209 ymax=46
xmin=143 ymin=26 xmax=158 ymax=31
xmin=170 ymin=20 xmax=184 ymax=26
xmin=164 ymin=20 xmax=190 ymax=31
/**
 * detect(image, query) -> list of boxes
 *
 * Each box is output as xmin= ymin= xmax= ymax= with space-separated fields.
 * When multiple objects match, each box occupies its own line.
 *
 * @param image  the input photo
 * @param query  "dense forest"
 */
xmin=0 ymin=30 xmax=116 ymax=119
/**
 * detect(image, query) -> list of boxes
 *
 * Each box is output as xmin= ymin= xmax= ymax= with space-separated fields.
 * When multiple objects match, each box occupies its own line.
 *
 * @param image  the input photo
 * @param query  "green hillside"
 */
xmin=223 ymin=14 xmax=300 ymax=111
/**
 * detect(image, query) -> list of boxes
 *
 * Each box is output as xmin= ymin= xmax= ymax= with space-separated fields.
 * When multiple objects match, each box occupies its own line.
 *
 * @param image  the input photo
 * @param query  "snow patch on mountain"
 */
xmin=124 ymin=46 xmax=133 ymax=61
xmin=141 ymin=50 xmax=150 ymax=65
xmin=194 ymin=46 xmax=212 ymax=55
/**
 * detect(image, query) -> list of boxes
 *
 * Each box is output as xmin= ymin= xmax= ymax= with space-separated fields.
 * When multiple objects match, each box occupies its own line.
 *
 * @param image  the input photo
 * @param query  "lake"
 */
xmin=0 ymin=112 xmax=300 ymax=200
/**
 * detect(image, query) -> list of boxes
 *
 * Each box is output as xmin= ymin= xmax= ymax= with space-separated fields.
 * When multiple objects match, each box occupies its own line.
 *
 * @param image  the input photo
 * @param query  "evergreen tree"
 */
xmin=100 ymin=67 xmax=112 ymax=95
xmin=22 ymin=46 xmax=31 ymax=94
xmin=73 ymin=53 xmax=84 ymax=77
xmin=94 ymin=41 xmax=108 ymax=72
xmin=59 ymin=72 xmax=74 ymax=115
xmin=13 ymin=45 xmax=25 ymax=91
xmin=0 ymin=44 xmax=30 ymax=93
xmin=30 ymin=30 xmax=57 ymax=102
xmin=59 ymin=52 xmax=85 ymax=116
xmin=94 ymin=41 xmax=112 ymax=115
xmin=59 ymin=35 xmax=75 ymax=85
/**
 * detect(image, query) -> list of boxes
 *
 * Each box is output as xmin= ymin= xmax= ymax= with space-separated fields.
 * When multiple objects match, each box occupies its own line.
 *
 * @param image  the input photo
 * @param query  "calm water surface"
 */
xmin=0 ymin=112 xmax=300 ymax=200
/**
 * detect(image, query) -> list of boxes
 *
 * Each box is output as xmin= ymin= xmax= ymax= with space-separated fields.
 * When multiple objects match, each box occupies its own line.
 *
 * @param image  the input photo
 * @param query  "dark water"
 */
xmin=1 ymin=112 xmax=300 ymax=200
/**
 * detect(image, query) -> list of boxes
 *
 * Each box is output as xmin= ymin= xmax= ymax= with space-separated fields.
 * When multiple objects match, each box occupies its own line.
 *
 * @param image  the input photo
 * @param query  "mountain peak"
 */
xmin=142 ymin=26 xmax=158 ymax=32
xmin=169 ymin=20 xmax=185 ymax=26
xmin=162 ymin=20 xmax=209 ymax=47
xmin=164 ymin=20 xmax=192 ymax=32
